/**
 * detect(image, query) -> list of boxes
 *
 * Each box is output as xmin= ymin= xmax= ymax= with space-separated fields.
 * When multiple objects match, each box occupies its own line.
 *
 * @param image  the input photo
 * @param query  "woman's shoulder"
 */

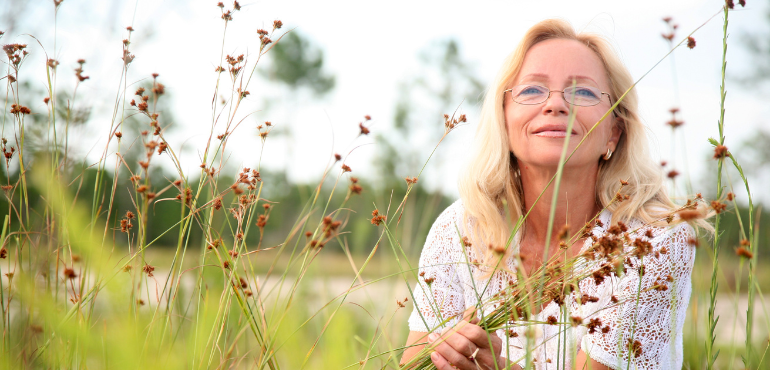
xmin=430 ymin=199 xmax=466 ymax=231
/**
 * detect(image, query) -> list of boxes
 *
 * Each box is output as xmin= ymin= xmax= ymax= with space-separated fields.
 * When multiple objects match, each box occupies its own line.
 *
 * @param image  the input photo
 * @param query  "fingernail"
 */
xmin=428 ymin=333 xmax=438 ymax=342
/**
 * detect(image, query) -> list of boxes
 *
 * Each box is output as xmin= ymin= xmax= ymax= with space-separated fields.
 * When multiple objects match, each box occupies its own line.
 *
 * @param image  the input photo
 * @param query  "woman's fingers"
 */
xmin=429 ymin=333 xmax=476 ymax=369
xmin=430 ymin=352 xmax=455 ymax=370
xmin=431 ymin=319 xmax=504 ymax=369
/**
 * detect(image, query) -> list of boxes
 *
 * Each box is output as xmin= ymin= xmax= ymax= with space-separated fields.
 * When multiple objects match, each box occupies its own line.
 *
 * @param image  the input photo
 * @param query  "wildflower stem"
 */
xmin=706 ymin=5 xmax=729 ymax=370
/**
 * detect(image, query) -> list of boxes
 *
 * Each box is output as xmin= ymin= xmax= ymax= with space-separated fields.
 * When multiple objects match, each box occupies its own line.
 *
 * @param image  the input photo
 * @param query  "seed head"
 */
xmin=143 ymin=264 xmax=155 ymax=277
xmin=686 ymin=37 xmax=696 ymax=49
xmin=713 ymin=145 xmax=729 ymax=159
xmin=359 ymin=122 xmax=370 ymax=135
xmin=710 ymin=200 xmax=727 ymax=214
xmin=273 ymin=20 xmax=283 ymax=29
xmin=628 ymin=339 xmax=643 ymax=357
xmin=488 ymin=243 xmax=505 ymax=255
xmin=741 ymin=239 xmax=750 ymax=247
xmin=736 ymin=247 xmax=753 ymax=259
xmin=341 ymin=164 xmax=351 ymax=172
xmin=677 ymin=209 xmax=702 ymax=222
xmin=667 ymin=170 xmax=679 ymax=179
xmin=557 ymin=224 xmax=570 ymax=241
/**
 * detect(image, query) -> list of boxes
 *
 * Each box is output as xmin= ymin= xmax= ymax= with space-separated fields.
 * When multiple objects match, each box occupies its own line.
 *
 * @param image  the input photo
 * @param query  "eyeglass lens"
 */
xmin=511 ymin=85 xmax=604 ymax=106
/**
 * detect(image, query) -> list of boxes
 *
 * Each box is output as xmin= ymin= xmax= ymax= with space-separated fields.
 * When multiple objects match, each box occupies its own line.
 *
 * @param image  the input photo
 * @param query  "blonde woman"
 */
xmin=401 ymin=19 xmax=698 ymax=370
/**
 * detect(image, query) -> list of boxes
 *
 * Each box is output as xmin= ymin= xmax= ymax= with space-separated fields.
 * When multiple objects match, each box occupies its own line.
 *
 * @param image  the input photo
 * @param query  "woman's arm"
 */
xmin=401 ymin=329 xmax=517 ymax=370
xmin=402 ymin=330 xmax=608 ymax=369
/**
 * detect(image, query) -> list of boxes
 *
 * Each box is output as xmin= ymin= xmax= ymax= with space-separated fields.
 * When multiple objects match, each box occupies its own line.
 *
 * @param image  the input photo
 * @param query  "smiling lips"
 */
xmin=532 ymin=124 xmax=578 ymax=138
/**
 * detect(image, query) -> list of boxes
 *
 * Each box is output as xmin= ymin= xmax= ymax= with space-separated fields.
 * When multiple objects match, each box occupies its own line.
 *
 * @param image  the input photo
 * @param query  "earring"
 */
xmin=603 ymin=148 xmax=613 ymax=160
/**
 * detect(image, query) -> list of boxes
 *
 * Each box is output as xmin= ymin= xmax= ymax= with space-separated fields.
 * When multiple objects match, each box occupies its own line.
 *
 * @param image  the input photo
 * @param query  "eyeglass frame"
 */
xmin=503 ymin=84 xmax=614 ymax=108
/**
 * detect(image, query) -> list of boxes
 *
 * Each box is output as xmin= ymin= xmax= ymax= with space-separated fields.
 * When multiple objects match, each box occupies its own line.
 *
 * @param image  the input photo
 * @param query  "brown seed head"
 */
xmin=359 ymin=122 xmax=370 ymax=135
xmin=677 ymin=209 xmax=702 ymax=222
xmin=736 ymin=247 xmax=753 ymax=259
xmin=740 ymin=239 xmax=750 ymax=247
xmin=557 ymin=224 xmax=570 ymax=241
xmin=143 ymin=264 xmax=155 ymax=277
xmin=710 ymin=200 xmax=727 ymax=214
xmin=686 ymin=37 xmax=696 ymax=49
xmin=713 ymin=145 xmax=729 ymax=159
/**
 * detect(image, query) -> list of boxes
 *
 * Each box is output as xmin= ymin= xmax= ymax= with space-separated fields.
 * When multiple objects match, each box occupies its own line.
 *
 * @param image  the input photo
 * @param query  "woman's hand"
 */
xmin=428 ymin=309 xmax=506 ymax=370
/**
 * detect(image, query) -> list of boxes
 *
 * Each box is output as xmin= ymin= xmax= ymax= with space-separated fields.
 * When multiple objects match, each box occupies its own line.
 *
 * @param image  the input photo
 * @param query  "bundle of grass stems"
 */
xmin=399 ymin=200 xmax=703 ymax=370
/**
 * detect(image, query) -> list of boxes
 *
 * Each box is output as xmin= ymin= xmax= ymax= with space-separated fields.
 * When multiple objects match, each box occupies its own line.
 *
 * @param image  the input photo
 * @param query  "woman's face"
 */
xmin=504 ymin=38 xmax=621 ymax=172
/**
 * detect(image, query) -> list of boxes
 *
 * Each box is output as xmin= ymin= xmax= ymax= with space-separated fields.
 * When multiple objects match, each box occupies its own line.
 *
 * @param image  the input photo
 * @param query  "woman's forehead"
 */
xmin=514 ymin=39 xmax=610 ymax=89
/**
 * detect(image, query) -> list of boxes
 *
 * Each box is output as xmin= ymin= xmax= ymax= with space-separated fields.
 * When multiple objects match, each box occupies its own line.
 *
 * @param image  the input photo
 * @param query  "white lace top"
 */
xmin=408 ymin=200 xmax=695 ymax=370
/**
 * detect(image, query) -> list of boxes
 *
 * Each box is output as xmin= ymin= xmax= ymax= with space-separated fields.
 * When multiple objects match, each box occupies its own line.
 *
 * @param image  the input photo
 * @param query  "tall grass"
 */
xmin=0 ymin=1 xmax=765 ymax=370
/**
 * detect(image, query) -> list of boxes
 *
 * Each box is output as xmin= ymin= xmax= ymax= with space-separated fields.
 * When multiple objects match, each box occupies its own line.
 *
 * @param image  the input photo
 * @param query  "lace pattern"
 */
xmin=408 ymin=200 xmax=695 ymax=369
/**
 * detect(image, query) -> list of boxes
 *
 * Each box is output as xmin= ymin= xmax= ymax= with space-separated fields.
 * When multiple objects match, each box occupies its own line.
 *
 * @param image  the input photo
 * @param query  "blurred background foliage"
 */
xmin=2 ymin=2 xmax=770 ymax=368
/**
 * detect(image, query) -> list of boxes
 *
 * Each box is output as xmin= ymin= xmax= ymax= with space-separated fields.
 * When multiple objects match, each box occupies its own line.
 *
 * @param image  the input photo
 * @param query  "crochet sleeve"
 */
xmin=407 ymin=203 xmax=466 ymax=333
xmin=581 ymin=223 xmax=696 ymax=370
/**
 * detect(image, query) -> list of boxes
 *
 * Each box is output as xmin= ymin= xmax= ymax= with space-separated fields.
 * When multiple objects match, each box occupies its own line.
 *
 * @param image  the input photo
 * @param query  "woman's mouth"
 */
xmin=532 ymin=125 xmax=578 ymax=138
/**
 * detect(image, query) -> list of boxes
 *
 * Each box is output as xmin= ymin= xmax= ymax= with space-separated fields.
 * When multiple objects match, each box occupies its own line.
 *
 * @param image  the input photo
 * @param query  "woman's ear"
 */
xmin=608 ymin=116 xmax=624 ymax=152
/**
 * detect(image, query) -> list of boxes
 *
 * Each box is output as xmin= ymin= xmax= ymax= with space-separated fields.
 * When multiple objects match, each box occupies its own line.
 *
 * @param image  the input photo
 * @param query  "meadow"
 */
xmin=0 ymin=1 xmax=767 ymax=369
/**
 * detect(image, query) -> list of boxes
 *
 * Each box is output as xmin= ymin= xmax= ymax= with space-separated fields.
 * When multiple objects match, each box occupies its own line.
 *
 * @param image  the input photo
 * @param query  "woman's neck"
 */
xmin=518 ymin=161 xmax=601 ymax=249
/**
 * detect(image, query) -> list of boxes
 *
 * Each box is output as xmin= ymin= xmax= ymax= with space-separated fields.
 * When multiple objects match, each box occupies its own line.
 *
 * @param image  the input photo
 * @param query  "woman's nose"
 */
xmin=542 ymin=91 xmax=570 ymax=115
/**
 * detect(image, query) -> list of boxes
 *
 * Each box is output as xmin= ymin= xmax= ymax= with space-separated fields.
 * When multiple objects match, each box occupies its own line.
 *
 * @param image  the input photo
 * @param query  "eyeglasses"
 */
xmin=504 ymin=84 xmax=612 ymax=107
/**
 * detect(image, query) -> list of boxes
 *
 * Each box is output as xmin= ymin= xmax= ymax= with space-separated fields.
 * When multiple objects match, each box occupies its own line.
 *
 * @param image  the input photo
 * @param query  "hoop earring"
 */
xmin=603 ymin=148 xmax=613 ymax=160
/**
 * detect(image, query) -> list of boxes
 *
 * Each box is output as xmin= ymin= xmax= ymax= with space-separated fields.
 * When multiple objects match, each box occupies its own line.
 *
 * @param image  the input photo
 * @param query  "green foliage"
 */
xmin=262 ymin=31 xmax=335 ymax=95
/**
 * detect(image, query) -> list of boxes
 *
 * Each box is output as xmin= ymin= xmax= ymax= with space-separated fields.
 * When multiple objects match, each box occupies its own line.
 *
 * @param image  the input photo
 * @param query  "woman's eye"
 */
xmin=519 ymin=86 xmax=545 ymax=96
xmin=573 ymin=87 xmax=599 ymax=98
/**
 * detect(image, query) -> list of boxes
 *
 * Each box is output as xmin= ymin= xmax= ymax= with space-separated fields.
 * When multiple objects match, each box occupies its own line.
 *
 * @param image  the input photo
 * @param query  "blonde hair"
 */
xmin=458 ymin=19 xmax=682 ymax=265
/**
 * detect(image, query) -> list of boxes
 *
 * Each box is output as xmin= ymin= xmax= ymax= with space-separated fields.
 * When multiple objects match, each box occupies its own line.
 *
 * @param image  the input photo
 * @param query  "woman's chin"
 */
xmin=517 ymin=155 xmax=596 ymax=172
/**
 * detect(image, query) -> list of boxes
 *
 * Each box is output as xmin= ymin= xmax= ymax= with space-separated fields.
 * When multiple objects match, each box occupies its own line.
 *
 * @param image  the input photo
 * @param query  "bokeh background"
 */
xmin=2 ymin=0 xmax=769 ymax=368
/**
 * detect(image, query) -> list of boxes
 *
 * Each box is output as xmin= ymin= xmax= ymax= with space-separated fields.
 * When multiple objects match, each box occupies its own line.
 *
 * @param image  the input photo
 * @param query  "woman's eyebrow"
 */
xmin=517 ymin=74 xmax=600 ymax=86
xmin=518 ymin=73 xmax=549 ymax=83
xmin=565 ymin=75 xmax=599 ymax=86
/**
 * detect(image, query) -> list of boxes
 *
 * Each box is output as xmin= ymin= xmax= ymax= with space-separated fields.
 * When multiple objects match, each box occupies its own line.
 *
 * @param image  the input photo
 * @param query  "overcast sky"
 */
xmin=3 ymin=0 xmax=768 ymax=203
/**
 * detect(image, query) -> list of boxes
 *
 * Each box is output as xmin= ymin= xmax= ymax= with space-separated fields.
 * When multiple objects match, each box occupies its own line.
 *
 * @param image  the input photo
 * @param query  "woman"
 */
xmin=401 ymin=19 xmax=698 ymax=369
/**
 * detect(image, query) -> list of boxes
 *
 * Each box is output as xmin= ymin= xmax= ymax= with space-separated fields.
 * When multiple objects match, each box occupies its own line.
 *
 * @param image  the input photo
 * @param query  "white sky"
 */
xmin=3 ymin=0 xmax=768 ymax=203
